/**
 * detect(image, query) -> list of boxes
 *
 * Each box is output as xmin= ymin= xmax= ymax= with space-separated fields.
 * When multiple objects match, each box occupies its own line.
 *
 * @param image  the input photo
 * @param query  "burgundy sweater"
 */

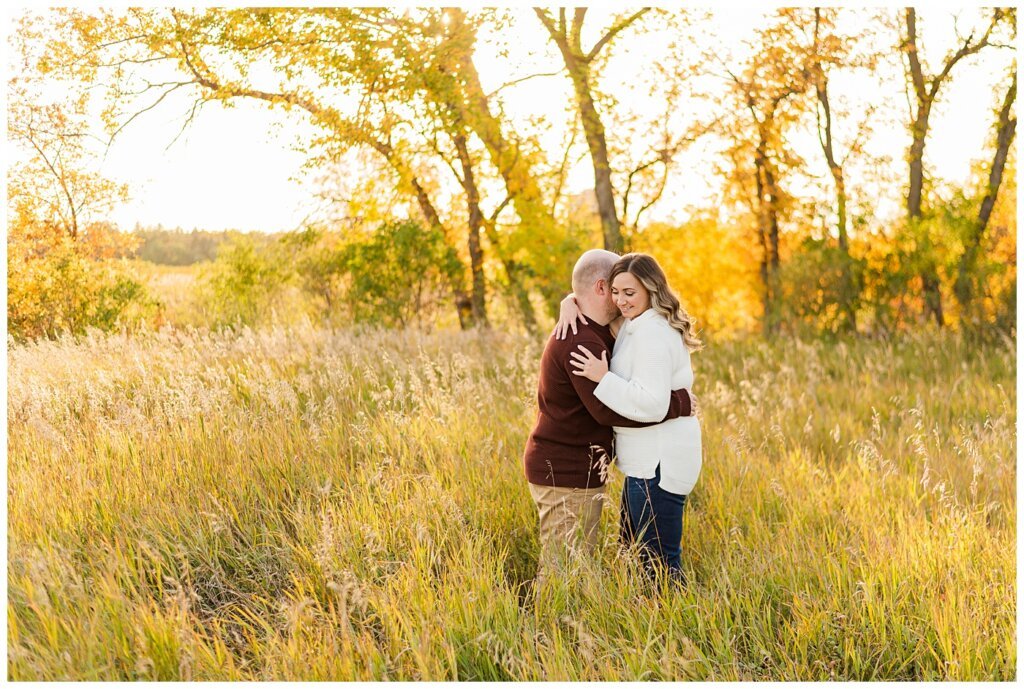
xmin=523 ymin=320 xmax=691 ymax=489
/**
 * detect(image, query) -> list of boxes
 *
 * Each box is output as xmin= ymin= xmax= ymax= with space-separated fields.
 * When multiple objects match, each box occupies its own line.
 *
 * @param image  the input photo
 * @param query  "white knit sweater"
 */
xmin=593 ymin=308 xmax=702 ymax=495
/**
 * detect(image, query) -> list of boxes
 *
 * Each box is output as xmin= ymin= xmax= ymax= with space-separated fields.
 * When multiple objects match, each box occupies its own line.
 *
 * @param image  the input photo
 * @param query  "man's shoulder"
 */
xmin=539 ymin=324 xmax=609 ymax=379
xmin=545 ymin=323 xmax=610 ymax=353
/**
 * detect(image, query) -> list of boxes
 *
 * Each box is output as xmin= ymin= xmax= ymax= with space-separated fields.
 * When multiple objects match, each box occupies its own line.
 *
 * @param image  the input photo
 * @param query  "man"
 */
xmin=522 ymin=249 xmax=692 ymax=583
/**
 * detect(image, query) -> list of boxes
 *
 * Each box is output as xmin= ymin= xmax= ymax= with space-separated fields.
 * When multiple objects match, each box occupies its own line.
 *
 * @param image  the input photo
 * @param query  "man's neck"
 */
xmin=579 ymin=304 xmax=611 ymax=326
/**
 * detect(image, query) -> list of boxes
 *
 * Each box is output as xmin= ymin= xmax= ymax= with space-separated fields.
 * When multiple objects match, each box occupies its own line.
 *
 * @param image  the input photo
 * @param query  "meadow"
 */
xmin=7 ymin=324 xmax=1016 ymax=680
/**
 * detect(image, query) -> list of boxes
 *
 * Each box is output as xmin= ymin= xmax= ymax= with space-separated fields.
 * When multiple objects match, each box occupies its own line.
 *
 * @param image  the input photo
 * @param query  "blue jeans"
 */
xmin=620 ymin=464 xmax=688 ymax=579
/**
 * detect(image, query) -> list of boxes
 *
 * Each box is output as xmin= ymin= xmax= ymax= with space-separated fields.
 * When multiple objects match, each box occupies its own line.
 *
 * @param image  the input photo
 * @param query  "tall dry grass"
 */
xmin=7 ymin=324 xmax=1015 ymax=680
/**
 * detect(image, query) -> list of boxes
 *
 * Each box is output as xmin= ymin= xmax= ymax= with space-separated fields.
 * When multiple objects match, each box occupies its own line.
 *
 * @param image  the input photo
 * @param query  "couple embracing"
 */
xmin=522 ymin=250 xmax=702 ymax=586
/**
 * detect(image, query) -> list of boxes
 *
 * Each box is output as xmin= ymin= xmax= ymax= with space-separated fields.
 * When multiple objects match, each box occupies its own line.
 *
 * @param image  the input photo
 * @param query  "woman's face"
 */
xmin=611 ymin=271 xmax=651 ymax=318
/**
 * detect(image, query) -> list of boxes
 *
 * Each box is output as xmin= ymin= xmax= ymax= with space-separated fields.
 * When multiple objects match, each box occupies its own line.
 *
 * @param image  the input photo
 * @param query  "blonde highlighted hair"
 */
xmin=609 ymin=253 xmax=703 ymax=351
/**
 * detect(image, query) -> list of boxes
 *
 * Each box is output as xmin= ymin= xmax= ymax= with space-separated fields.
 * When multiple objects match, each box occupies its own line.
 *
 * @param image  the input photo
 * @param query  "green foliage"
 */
xmin=279 ymin=226 xmax=349 ymax=321
xmin=337 ymin=220 xmax=463 ymax=328
xmin=197 ymin=234 xmax=295 ymax=328
xmin=8 ymin=231 xmax=156 ymax=342
xmin=191 ymin=221 xmax=464 ymax=330
xmin=858 ymin=197 xmax=1014 ymax=337
xmin=133 ymin=226 xmax=242 ymax=266
xmin=7 ymin=66 xmax=153 ymax=342
xmin=778 ymin=236 xmax=866 ymax=336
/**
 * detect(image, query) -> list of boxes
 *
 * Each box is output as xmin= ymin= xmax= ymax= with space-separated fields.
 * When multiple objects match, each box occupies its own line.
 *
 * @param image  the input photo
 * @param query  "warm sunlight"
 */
xmin=7 ymin=8 xmax=1016 ymax=681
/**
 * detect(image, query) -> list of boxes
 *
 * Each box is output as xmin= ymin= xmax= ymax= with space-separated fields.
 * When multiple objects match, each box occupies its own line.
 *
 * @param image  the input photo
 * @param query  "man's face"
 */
xmin=597 ymin=278 xmax=621 ymax=321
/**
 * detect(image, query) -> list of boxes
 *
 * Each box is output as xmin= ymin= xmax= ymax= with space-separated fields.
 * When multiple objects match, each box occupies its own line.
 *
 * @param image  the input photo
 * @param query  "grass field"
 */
xmin=7 ymin=324 xmax=1016 ymax=680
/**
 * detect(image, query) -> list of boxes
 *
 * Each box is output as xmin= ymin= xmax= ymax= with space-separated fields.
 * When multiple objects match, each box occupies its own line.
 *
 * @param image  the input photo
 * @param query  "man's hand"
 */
xmin=688 ymin=389 xmax=699 ymax=417
xmin=554 ymin=293 xmax=587 ymax=339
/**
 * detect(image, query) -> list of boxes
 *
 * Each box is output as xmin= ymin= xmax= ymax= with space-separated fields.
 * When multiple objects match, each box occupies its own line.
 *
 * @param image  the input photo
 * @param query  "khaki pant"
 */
xmin=528 ymin=483 xmax=605 ymax=584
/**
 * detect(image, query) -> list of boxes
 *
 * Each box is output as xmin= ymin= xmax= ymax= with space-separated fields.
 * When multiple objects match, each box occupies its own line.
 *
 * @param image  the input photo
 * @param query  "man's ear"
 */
xmin=594 ymin=278 xmax=608 ymax=295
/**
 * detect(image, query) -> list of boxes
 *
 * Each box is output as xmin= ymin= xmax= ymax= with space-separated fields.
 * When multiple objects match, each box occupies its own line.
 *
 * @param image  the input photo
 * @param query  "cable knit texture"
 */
xmin=593 ymin=309 xmax=702 ymax=495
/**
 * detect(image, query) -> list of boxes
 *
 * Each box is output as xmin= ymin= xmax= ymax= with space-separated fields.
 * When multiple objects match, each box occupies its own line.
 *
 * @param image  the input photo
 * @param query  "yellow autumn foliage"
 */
xmin=632 ymin=218 xmax=763 ymax=339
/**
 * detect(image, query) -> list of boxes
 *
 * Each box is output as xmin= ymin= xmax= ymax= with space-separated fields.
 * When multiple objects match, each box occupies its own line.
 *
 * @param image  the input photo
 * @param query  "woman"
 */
xmin=561 ymin=253 xmax=702 ymax=581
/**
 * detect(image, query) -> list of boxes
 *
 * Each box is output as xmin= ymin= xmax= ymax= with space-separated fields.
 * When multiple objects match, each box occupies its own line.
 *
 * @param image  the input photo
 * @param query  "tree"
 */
xmin=437 ymin=9 xmax=579 ymax=322
xmin=798 ymin=8 xmax=883 ymax=333
xmin=534 ymin=8 xmax=647 ymax=252
xmin=954 ymin=61 xmax=1017 ymax=316
xmin=8 ymin=77 xmax=129 ymax=249
xmin=899 ymin=7 xmax=1011 ymax=326
xmin=715 ymin=14 xmax=811 ymax=335
xmin=8 ymin=59 xmax=149 ymax=340
xmin=38 ymin=7 xmax=591 ymax=330
xmin=535 ymin=8 xmax=709 ymax=252
xmin=34 ymin=8 xmax=492 ymax=326
xmin=198 ymin=234 xmax=293 ymax=328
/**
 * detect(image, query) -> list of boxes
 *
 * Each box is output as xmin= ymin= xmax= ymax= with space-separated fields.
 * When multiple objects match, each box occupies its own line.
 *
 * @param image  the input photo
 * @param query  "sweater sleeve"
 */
xmin=592 ymin=326 xmax=672 ymax=422
xmin=565 ymin=333 xmax=669 ymax=428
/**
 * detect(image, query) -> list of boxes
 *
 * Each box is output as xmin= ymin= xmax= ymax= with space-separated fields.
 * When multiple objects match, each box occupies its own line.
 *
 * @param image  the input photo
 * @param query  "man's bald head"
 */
xmin=570 ymin=249 xmax=621 ymax=325
xmin=571 ymin=249 xmax=620 ymax=294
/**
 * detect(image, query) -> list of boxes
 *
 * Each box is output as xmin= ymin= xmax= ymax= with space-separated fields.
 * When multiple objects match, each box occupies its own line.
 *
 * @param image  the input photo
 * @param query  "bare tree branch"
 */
xmin=628 ymin=163 xmax=670 ymax=232
xmin=485 ymin=70 xmax=562 ymax=99
xmin=586 ymin=9 xmax=650 ymax=62
xmin=929 ymin=12 xmax=999 ymax=98
xmin=165 ymin=96 xmax=207 ymax=150
xmin=533 ymin=8 xmax=558 ymax=37
xmin=550 ymin=112 xmax=581 ymax=217
xmin=106 ymin=81 xmax=193 ymax=144
xmin=570 ymin=8 xmax=586 ymax=52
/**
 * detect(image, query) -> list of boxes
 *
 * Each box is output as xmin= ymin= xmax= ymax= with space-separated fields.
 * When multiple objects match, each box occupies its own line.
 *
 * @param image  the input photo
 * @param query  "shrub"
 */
xmin=337 ymin=219 xmax=462 ymax=328
xmin=777 ymin=236 xmax=865 ymax=336
xmin=196 ymin=234 xmax=295 ymax=328
xmin=8 ymin=225 xmax=154 ymax=341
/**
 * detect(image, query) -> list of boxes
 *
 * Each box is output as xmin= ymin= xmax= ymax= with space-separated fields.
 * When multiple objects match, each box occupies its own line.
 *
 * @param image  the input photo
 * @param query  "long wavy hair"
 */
xmin=609 ymin=253 xmax=703 ymax=352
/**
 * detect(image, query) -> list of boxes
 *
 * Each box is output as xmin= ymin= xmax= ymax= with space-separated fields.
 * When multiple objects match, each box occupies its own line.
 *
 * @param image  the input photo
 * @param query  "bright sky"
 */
xmin=14 ymin=7 xmax=1013 ymax=235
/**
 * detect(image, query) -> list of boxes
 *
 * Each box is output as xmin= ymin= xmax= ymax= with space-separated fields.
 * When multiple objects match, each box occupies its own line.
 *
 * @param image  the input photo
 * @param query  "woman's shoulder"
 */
xmin=634 ymin=312 xmax=689 ymax=354
xmin=634 ymin=310 xmax=674 ymax=336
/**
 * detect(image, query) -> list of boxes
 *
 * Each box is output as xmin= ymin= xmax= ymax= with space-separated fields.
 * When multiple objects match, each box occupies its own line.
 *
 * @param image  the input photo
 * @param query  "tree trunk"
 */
xmin=813 ymin=60 xmax=857 ymax=331
xmin=567 ymin=61 xmax=621 ymax=252
xmin=482 ymin=221 xmax=538 ymax=333
xmin=441 ymin=9 xmax=559 ymax=325
xmin=753 ymin=141 xmax=774 ymax=336
xmin=452 ymin=129 xmax=488 ymax=327
xmin=901 ymin=6 xmax=1004 ymax=327
xmin=764 ymin=162 xmax=783 ymax=336
xmin=907 ymin=106 xmax=930 ymax=220
xmin=535 ymin=8 xmax=630 ymax=252
xmin=833 ymin=172 xmax=858 ymax=331
xmin=370 ymin=138 xmax=477 ymax=329
xmin=921 ymin=271 xmax=945 ymax=327
xmin=444 ymin=12 xmax=552 ymax=237
xmin=909 ymin=106 xmax=945 ymax=328
xmin=903 ymin=8 xmax=943 ymax=326
xmin=427 ymin=10 xmax=546 ymax=328
xmin=764 ymin=165 xmax=781 ymax=276
xmin=976 ymin=75 xmax=1017 ymax=234
xmin=955 ymin=71 xmax=1017 ymax=311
